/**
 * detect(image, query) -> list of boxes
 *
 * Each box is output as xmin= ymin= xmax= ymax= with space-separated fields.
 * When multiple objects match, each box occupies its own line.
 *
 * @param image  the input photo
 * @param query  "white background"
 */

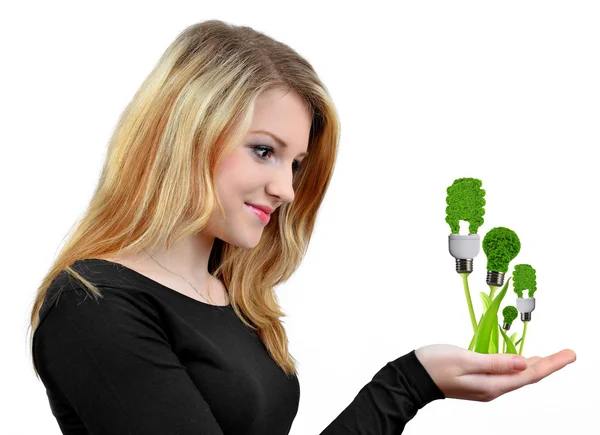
xmin=2 ymin=1 xmax=598 ymax=434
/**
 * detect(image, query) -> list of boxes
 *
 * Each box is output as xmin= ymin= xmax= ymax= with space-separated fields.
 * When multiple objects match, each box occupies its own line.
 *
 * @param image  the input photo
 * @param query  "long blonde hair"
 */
xmin=27 ymin=20 xmax=340 ymax=378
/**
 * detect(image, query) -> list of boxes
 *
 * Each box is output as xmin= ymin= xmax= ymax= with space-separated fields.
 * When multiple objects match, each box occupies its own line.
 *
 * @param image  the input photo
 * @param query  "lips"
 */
xmin=245 ymin=203 xmax=271 ymax=223
xmin=245 ymin=203 xmax=274 ymax=215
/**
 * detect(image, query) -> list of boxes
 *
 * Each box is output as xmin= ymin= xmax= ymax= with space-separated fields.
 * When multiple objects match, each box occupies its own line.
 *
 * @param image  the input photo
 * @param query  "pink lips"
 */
xmin=245 ymin=203 xmax=270 ymax=223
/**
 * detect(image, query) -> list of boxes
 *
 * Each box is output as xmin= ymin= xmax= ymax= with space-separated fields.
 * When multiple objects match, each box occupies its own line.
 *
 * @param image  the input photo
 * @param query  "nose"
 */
xmin=266 ymin=164 xmax=296 ymax=204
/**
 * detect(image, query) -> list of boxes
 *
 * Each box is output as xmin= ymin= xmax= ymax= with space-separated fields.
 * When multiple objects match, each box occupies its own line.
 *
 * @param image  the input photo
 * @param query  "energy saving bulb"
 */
xmin=513 ymin=264 xmax=538 ymax=355
xmin=514 ymin=264 xmax=537 ymax=321
xmin=445 ymin=178 xmax=486 ymax=274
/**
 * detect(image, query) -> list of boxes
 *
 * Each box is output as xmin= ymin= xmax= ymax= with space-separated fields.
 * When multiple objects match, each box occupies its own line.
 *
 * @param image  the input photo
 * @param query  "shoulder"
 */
xmin=34 ymin=268 xmax=168 ymax=374
xmin=39 ymin=262 xmax=159 ymax=333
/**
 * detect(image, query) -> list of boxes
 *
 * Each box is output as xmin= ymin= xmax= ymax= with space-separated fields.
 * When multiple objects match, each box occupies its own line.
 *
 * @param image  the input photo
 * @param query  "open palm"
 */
xmin=415 ymin=344 xmax=576 ymax=402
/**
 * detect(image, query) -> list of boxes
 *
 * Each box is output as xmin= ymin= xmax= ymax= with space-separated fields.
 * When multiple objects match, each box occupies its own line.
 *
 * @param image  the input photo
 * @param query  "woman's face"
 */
xmin=207 ymin=87 xmax=311 ymax=248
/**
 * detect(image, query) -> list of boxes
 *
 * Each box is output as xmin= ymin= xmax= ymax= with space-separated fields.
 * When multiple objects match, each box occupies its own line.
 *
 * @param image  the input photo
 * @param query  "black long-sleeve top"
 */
xmin=32 ymin=259 xmax=445 ymax=434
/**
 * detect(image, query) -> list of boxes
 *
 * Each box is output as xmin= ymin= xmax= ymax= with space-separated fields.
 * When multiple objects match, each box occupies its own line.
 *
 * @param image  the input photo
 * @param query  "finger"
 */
xmin=526 ymin=356 xmax=542 ymax=365
xmin=464 ymin=352 xmax=530 ymax=374
xmin=490 ymin=349 xmax=576 ymax=395
xmin=525 ymin=349 xmax=577 ymax=385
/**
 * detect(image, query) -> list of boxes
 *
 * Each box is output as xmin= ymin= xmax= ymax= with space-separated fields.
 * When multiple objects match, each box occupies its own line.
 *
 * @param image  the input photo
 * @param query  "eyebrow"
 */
xmin=250 ymin=129 xmax=309 ymax=157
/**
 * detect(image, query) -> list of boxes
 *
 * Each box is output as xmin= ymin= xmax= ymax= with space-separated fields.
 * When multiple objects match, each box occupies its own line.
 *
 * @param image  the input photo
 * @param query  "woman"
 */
xmin=28 ymin=20 xmax=575 ymax=435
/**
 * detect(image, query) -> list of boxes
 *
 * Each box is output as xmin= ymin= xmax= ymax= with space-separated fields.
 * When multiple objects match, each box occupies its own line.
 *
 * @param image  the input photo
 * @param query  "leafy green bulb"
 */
xmin=482 ymin=227 xmax=521 ymax=273
xmin=513 ymin=264 xmax=537 ymax=298
xmin=502 ymin=306 xmax=519 ymax=324
xmin=445 ymin=178 xmax=486 ymax=234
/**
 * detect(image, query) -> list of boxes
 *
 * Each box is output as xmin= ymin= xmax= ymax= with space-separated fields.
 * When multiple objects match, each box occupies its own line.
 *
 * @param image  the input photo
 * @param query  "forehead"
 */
xmin=249 ymin=88 xmax=311 ymax=153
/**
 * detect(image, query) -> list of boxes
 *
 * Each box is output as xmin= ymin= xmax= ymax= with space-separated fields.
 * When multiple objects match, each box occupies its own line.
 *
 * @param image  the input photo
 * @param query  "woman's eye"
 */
xmin=252 ymin=145 xmax=273 ymax=160
xmin=252 ymin=145 xmax=302 ymax=173
xmin=292 ymin=160 xmax=302 ymax=173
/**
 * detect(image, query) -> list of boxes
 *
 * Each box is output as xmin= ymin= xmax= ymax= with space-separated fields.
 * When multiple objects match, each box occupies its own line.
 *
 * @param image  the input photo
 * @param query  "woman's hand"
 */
xmin=415 ymin=344 xmax=576 ymax=402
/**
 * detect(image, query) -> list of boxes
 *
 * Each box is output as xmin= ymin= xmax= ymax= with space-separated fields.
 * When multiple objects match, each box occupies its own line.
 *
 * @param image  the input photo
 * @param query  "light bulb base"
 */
xmin=502 ymin=323 xmax=511 ymax=330
xmin=455 ymin=258 xmax=473 ymax=274
xmin=516 ymin=298 xmax=535 ymax=320
xmin=486 ymin=270 xmax=505 ymax=287
xmin=448 ymin=234 xmax=480 ymax=260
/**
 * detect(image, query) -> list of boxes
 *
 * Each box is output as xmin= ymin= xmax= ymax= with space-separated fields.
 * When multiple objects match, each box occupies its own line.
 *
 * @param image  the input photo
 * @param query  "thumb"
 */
xmin=466 ymin=352 xmax=529 ymax=374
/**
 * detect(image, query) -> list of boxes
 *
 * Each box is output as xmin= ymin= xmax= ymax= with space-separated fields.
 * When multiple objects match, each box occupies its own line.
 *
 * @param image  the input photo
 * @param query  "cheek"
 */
xmin=214 ymin=153 xmax=248 ymax=202
xmin=216 ymin=153 xmax=241 ymax=175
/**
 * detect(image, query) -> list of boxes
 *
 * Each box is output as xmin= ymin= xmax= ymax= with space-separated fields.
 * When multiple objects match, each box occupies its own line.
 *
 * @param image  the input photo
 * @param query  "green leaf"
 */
xmin=468 ymin=313 xmax=484 ymax=350
xmin=468 ymin=321 xmax=479 ymax=350
xmin=515 ymin=337 xmax=522 ymax=347
xmin=480 ymin=292 xmax=492 ymax=311
xmin=498 ymin=325 xmax=518 ymax=354
xmin=489 ymin=320 xmax=499 ymax=353
xmin=474 ymin=278 xmax=512 ymax=354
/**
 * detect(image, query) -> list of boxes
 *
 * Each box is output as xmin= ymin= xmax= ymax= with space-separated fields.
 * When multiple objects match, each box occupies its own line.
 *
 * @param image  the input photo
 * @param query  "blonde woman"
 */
xmin=28 ymin=20 xmax=576 ymax=435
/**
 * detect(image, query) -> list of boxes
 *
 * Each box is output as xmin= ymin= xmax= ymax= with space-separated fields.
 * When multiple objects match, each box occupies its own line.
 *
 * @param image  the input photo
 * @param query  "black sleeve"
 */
xmin=33 ymin=285 xmax=225 ymax=435
xmin=319 ymin=350 xmax=446 ymax=434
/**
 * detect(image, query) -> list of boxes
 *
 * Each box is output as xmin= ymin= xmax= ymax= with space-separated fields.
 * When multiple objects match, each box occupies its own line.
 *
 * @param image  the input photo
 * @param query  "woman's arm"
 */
xmin=319 ymin=350 xmax=445 ymax=434
xmin=317 ymin=343 xmax=575 ymax=434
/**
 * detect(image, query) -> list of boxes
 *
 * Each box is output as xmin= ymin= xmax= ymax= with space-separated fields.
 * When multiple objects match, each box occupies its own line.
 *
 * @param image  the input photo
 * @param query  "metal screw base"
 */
xmin=521 ymin=312 xmax=531 ymax=321
xmin=502 ymin=323 xmax=511 ymax=330
xmin=486 ymin=270 xmax=505 ymax=287
xmin=455 ymin=258 xmax=473 ymax=274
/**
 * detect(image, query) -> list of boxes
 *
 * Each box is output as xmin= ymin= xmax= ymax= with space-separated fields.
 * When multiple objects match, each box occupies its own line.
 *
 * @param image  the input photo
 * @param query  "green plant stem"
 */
xmin=461 ymin=273 xmax=477 ymax=333
xmin=474 ymin=279 xmax=511 ymax=354
xmin=468 ymin=286 xmax=499 ymax=350
xmin=488 ymin=285 xmax=497 ymax=301
xmin=519 ymin=321 xmax=529 ymax=355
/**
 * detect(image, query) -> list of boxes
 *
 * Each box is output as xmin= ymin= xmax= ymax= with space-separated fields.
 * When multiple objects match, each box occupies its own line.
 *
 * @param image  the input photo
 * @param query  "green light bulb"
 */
xmin=482 ymin=227 xmax=521 ymax=286
xmin=502 ymin=305 xmax=518 ymax=330
xmin=514 ymin=264 xmax=538 ymax=321
xmin=446 ymin=178 xmax=486 ymax=274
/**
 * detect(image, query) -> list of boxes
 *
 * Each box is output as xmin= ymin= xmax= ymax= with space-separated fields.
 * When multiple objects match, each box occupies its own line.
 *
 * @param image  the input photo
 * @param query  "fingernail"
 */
xmin=513 ymin=357 xmax=527 ymax=370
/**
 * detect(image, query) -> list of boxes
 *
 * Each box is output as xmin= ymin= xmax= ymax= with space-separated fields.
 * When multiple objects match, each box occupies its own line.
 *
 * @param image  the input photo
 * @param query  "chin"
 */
xmin=223 ymin=232 xmax=263 ymax=250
